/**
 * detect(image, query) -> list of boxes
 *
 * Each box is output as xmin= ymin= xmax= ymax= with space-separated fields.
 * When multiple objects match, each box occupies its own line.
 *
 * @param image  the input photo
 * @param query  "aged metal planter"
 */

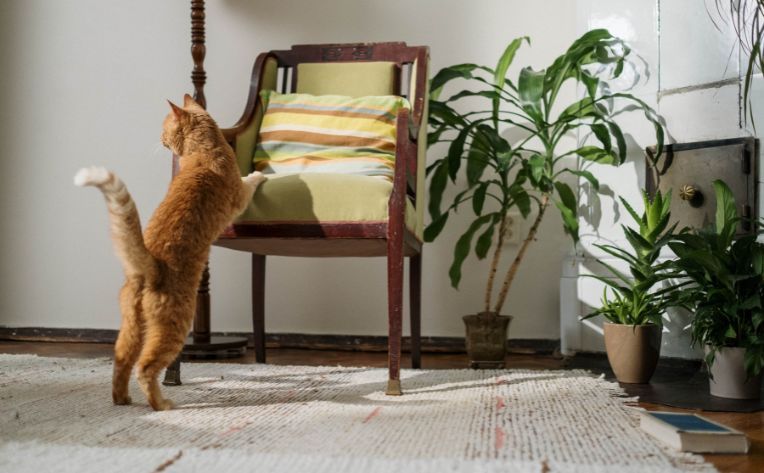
xmin=603 ymin=322 xmax=662 ymax=384
xmin=706 ymin=346 xmax=762 ymax=400
xmin=463 ymin=312 xmax=512 ymax=369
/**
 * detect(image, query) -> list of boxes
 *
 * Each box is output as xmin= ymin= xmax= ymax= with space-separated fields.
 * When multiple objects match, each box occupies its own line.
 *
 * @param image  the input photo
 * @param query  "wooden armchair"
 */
xmin=212 ymin=42 xmax=429 ymax=395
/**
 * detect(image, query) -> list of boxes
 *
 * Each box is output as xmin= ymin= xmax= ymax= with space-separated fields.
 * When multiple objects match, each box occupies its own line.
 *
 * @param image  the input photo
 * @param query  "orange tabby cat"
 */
xmin=74 ymin=94 xmax=265 ymax=410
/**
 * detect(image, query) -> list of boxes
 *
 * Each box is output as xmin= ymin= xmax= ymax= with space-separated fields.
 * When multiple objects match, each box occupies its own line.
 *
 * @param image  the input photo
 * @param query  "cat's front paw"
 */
xmin=243 ymin=171 xmax=267 ymax=187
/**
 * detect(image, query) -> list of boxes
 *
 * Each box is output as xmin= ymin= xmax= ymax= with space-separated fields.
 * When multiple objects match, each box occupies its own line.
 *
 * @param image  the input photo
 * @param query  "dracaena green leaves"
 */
xmin=424 ymin=29 xmax=666 ymax=299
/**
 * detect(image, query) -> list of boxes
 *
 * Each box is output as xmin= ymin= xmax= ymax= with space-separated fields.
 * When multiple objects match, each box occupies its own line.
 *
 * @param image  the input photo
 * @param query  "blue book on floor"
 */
xmin=639 ymin=411 xmax=749 ymax=454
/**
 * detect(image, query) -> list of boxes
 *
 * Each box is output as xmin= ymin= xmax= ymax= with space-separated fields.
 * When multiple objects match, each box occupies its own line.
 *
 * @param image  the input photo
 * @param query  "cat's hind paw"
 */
xmin=151 ymin=399 xmax=175 ymax=411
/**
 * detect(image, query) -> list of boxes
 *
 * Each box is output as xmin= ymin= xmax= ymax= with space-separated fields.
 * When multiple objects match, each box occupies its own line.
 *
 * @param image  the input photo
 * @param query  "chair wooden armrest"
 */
xmin=220 ymin=52 xmax=275 ymax=146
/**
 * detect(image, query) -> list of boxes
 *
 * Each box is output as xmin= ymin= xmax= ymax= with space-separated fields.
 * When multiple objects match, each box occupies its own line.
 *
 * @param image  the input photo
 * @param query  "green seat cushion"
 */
xmin=238 ymin=173 xmax=418 ymax=234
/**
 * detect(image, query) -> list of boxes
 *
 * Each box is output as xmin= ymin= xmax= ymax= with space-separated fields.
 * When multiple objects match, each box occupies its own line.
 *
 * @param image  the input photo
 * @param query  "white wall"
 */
xmin=562 ymin=0 xmax=752 ymax=358
xmin=0 ymin=0 xmax=580 ymax=339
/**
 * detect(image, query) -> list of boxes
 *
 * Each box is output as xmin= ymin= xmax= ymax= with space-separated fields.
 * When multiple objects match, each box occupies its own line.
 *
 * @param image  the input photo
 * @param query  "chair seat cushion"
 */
xmin=253 ymin=91 xmax=409 ymax=181
xmin=237 ymin=173 xmax=418 ymax=234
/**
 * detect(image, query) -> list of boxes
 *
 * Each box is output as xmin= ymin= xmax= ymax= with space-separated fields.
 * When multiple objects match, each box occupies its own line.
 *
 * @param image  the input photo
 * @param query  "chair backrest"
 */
xmin=231 ymin=42 xmax=430 ymax=238
xmin=270 ymin=42 xmax=425 ymax=100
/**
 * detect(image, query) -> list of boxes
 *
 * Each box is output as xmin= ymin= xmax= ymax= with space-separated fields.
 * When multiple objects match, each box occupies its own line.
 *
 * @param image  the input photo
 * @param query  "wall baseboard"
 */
xmin=0 ymin=326 xmax=560 ymax=355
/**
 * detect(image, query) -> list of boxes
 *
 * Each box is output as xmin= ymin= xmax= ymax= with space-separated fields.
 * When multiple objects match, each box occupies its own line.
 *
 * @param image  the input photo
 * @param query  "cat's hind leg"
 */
xmin=135 ymin=309 xmax=188 ymax=411
xmin=112 ymin=279 xmax=144 ymax=405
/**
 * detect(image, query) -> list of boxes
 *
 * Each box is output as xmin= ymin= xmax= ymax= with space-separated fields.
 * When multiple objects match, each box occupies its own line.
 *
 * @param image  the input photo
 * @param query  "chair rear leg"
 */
xmin=252 ymin=254 xmax=266 ymax=363
xmin=409 ymin=252 xmax=422 ymax=369
xmin=386 ymin=234 xmax=404 ymax=396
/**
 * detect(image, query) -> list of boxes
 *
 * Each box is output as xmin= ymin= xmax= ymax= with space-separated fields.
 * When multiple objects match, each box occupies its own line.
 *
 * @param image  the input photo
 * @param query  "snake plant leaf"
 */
xmin=518 ymin=66 xmax=546 ymax=123
xmin=449 ymin=214 xmax=494 ymax=287
xmin=427 ymin=161 xmax=449 ymax=219
xmin=493 ymin=37 xmax=529 ymax=126
xmin=424 ymin=211 xmax=449 ymax=243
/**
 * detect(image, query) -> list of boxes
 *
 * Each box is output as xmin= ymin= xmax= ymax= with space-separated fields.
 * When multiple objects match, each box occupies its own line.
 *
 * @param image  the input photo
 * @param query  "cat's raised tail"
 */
xmin=74 ymin=166 xmax=158 ymax=280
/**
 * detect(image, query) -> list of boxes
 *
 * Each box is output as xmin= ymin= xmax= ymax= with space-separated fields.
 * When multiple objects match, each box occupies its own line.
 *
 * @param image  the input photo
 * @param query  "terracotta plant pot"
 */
xmin=603 ymin=322 xmax=662 ymax=384
xmin=705 ymin=346 xmax=762 ymax=400
xmin=463 ymin=312 xmax=512 ymax=369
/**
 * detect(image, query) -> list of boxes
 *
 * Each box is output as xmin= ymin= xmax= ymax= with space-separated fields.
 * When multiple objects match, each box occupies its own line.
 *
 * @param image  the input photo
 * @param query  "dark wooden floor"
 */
xmin=1 ymin=340 xmax=761 ymax=472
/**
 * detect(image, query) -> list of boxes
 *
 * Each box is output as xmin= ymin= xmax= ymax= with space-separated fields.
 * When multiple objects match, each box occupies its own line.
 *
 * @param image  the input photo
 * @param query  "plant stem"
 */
xmin=484 ymin=213 xmax=509 ymax=313
xmin=492 ymin=193 xmax=550 ymax=313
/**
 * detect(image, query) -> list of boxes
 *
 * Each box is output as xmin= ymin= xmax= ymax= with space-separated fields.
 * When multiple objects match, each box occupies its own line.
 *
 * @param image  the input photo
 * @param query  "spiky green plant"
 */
xmin=583 ymin=190 xmax=687 ymax=326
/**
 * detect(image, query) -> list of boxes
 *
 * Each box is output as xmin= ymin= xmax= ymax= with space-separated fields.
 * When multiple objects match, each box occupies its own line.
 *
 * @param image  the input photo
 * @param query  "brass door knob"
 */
xmin=679 ymin=184 xmax=703 ymax=207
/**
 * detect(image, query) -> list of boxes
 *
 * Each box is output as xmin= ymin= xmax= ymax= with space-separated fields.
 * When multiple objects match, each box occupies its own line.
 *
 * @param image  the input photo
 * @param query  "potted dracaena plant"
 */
xmin=582 ymin=190 xmax=687 ymax=383
xmin=669 ymin=180 xmax=764 ymax=399
xmin=426 ymin=29 xmax=665 ymax=368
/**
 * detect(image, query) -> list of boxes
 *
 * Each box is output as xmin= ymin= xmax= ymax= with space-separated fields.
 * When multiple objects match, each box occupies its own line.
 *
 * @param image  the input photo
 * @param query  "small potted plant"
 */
xmin=426 ymin=29 xmax=665 ymax=368
xmin=582 ymin=190 xmax=686 ymax=383
xmin=669 ymin=180 xmax=764 ymax=399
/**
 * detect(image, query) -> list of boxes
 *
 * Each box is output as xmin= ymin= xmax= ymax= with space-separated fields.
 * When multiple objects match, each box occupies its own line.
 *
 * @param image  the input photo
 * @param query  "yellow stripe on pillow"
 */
xmin=254 ymin=91 xmax=409 ymax=181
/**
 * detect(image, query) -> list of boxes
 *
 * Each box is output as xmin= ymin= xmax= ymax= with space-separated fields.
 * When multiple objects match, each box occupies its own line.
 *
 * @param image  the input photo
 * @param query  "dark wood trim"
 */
xmin=190 ymin=0 xmax=207 ymax=109
xmin=221 ymin=52 xmax=274 ymax=142
xmin=409 ymin=252 xmax=422 ymax=368
xmin=219 ymin=222 xmax=389 ymax=239
xmin=272 ymin=42 xmax=422 ymax=67
xmin=0 ymin=327 xmax=561 ymax=355
xmin=252 ymin=254 xmax=266 ymax=363
xmin=221 ymin=42 xmax=429 ymax=148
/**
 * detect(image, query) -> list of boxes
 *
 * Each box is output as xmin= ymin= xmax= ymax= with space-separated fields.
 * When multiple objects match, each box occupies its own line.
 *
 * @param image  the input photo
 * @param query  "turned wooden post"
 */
xmin=190 ymin=0 xmax=207 ymax=109
xmin=190 ymin=0 xmax=210 ymax=345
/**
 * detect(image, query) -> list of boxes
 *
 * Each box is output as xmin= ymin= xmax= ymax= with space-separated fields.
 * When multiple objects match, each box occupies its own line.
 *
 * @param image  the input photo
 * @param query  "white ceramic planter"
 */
xmin=706 ymin=346 xmax=762 ymax=400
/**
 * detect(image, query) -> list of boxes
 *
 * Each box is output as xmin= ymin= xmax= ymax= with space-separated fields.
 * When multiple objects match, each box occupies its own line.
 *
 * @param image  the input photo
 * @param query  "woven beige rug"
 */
xmin=0 ymin=354 xmax=714 ymax=472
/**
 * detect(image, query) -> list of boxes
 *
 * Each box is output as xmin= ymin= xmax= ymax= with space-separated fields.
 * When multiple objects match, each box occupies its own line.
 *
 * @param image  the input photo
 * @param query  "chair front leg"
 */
xmin=162 ymin=355 xmax=182 ymax=386
xmin=386 ymin=231 xmax=404 ymax=396
xmin=409 ymin=252 xmax=422 ymax=369
xmin=252 ymin=254 xmax=267 ymax=363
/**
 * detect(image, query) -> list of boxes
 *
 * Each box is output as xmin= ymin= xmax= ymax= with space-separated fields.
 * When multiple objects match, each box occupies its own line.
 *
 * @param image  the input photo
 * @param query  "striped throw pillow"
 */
xmin=253 ymin=91 xmax=409 ymax=181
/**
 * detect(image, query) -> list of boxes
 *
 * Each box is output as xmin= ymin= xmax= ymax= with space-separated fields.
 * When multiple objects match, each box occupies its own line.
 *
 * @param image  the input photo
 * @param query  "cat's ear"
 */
xmin=167 ymin=100 xmax=186 ymax=120
xmin=183 ymin=93 xmax=198 ymax=108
